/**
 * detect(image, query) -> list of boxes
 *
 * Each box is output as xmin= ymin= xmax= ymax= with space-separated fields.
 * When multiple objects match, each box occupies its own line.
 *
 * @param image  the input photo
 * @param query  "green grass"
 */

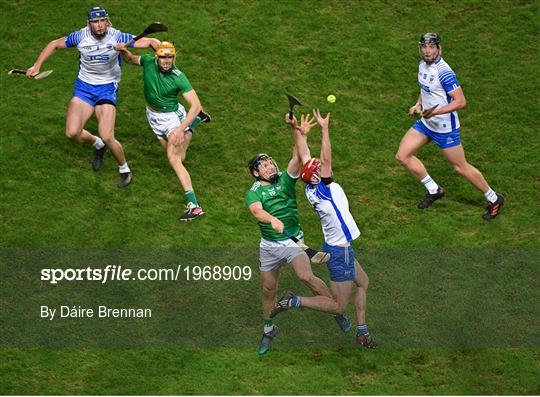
xmin=1 ymin=348 xmax=538 ymax=395
xmin=1 ymin=0 xmax=539 ymax=394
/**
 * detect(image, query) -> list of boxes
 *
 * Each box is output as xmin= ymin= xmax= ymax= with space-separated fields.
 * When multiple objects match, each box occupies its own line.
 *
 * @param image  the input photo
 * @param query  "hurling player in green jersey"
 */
xmin=115 ymin=41 xmax=211 ymax=221
xmin=246 ymin=114 xmax=340 ymax=356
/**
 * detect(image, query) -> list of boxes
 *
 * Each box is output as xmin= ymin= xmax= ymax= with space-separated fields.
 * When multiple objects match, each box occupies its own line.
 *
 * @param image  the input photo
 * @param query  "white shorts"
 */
xmin=259 ymin=231 xmax=305 ymax=272
xmin=146 ymin=104 xmax=190 ymax=141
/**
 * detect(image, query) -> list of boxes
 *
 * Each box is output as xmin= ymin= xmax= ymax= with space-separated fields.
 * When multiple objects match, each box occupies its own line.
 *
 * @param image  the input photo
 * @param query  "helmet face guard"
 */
xmin=156 ymin=41 xmax=176 ymax=72
xmin=248 ymin=153 xmax=279 ymax=183
xmin=300 ymin=158 xmax=321 ymax=184
xmin=419 ymin=32 xmax=441 ymax=47
xmin=419 ymin=33 xmax=441 ymax=63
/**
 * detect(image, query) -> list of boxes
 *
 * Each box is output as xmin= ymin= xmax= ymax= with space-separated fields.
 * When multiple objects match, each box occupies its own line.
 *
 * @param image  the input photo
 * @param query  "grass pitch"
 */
xmin=1 ymin=0 xmax=539 ymax=394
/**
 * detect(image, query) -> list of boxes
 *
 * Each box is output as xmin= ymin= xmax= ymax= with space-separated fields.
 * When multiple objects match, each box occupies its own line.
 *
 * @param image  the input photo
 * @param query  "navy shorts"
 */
xmin=412 ymin=120 xmax=461 ymax=149
xmin=73 ymin=79 xmax=118 ymax=107
xmin=322 ymin=242 xmax=356 ymax=282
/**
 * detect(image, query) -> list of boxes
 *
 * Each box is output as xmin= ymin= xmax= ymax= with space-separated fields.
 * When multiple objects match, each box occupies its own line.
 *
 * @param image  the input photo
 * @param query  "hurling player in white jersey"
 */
xmin=26 ymin=7 xmax=159 ymax=187
xmin=271 ymin=110 xmax=377 ymax=349
xmin=396 ymin=33 xmax=504 ymax=220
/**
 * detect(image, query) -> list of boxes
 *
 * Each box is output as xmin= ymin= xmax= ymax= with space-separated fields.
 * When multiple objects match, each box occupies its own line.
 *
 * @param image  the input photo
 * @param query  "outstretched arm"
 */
xmin=313 ymin=109 xmax=332 ymax=178
xmin=114 ymin=43 xmax=141 ymax=65
xmin=133 ymin=37 xmax=160 ymax=51
xmin=285 ymin=113 xmax=315 ymax=176
xmin=26 ymin=37 xmax=66 ymax=77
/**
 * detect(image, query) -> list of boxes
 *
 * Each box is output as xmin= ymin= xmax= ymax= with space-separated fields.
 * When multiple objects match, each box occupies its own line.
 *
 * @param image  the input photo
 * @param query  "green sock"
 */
xmin=185 ymin=190 xmax=199 ymax=206
xmin=189 ymin=116 xmax=202 ymax=130
xmin=263 ymin=319 xmax=274 ymax=334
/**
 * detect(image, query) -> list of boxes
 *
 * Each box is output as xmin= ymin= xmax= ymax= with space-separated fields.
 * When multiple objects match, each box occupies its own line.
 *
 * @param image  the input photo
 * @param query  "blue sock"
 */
xmin=289 ymin=295 xmax=301 ymax=308
xmin=357 ymin=324 xmax=369 ymax=336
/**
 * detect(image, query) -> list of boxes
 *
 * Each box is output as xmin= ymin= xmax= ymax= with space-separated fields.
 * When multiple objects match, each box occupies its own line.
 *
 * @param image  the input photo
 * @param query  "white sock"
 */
xmin=484 ymin=187 xmax=498 ymax=203
xmin=118 ymin=163 xmax=130 ymax=173
xmin=263 ymin=324 xmax=274 ymax=334
xmin=93 ymin=137 xmax=105 ymax=150
xmin=421 ymin=175 xmax=439 ymax=194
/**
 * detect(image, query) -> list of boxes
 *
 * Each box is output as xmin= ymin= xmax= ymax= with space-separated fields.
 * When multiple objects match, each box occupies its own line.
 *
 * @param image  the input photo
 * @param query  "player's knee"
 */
xmin=395 ymin=152 xmax=408 ymax=165
xmin=297 ymin=272 xmax=315 ymax=286
xmin=362 ymin=273 xmax=369 ymax=289
xmin=65 ymin=128 xmax=80 ymax=140
xmin=355 ymin=271 xmax=369 ymax=290
xmin=167 ymin=150 xmax=183 ymax=165
xmin=453 ymin=163 xmax=466 ymax=175
xmin=335 ymin=300 xmax=347 ymax=314
xmin=262 ymin=283 xmax=277 ymax=297
xmin=100 ymin=135 xmax=116 ymax=146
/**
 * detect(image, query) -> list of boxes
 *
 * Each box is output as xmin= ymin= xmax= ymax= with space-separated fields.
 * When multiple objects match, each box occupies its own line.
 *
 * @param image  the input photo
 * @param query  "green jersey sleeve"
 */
xmin=245 ymin=187 xmax=261 ymax=207
xmin=140 ymin=54 xmax=154 ymax=66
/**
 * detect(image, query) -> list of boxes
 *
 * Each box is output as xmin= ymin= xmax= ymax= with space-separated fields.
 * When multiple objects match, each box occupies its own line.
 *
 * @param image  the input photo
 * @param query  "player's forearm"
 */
xmin=133 ymin=37 xmax=160 ymax=50
xmin=294 ymin=129 xmax=311 ymax=165
xmin=434 ymin=96 xmax=467 ymax=115
xmin=320 ymin=127 xmax=332 ymax=165
xmin=176 ymin=102 xmax=202 ymax=132
xmin=252 ymin=208 xmax=278 ymax=225
xmin=33 ymin=40 xmax=60 ymax=68
xmin=119 ymin=49 xmax=139 ymax=65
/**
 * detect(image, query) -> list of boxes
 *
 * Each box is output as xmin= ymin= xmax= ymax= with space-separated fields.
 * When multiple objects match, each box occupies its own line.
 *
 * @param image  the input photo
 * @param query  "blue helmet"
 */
xmin=87 ymin=6 xmax=108 ymax=22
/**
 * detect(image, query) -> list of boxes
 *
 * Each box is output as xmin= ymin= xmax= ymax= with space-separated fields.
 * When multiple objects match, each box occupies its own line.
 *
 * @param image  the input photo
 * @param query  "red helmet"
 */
xmin=300 ymin=158 xmax=321 ymax=184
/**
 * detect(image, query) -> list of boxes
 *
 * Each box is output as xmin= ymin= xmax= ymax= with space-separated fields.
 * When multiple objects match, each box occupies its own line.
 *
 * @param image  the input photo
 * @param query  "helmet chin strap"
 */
xmin=260 ymin=173 xmax=278 ymax=184
xmin=158 ymin=64 xmax=173 ymax=73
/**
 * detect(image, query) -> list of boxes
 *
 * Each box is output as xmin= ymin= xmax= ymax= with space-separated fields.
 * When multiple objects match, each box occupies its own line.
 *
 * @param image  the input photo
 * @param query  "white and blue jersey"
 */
xmin=65 ymin=26 xmax=134 ymax=85
xmin=305 ymin=181 xmax=360 ymax=246
xmin=417 ymin=57 xmax=460 ymax=133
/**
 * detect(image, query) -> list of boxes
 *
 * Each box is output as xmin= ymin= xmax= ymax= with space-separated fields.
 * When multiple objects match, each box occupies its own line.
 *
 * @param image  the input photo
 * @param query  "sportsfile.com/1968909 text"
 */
xmin=40 ymin=265 xmax=252 ymax=284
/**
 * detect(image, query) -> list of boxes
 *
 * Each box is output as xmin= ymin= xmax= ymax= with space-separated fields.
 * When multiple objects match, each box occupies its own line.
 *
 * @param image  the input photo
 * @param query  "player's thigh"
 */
xmin=353 ymin=259 xmax=369 ymax=288
xmin=94 ymin=103 xmax=117 ymax=139
xmin=397 ymin=128 xmax=430 ymax=158
xmin=178 ymin=131 xmax=193 ymax=160
xmin=330 ymin=280 xmax=354 ymax=310
xmin=290 ymin=252 xmax=314 ymax=280
xmin=166 ymin=137 xmax=186 ymax=162
xmin=260 ymin=267 xmax=280 ymax=294
xmin=181 ymin=130 xmax=192 ymax=150
xmin=441 ymin=144 xmax=468 ymax=167
xmin=66 ymin=97 xmax=95 ymax=134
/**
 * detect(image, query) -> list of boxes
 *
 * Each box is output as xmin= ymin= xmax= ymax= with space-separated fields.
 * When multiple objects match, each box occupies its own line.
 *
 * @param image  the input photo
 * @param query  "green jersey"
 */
xmin=140 ymin=54 xmax=193 ymax=112
xmin=245 ymin=171 xmax=302 ymax=241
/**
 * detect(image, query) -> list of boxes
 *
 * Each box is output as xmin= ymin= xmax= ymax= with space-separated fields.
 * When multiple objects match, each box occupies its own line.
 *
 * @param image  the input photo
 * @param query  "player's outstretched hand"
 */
xmin=313 ymin=108 xmax=330 ymax=129
xmin=409 ymin=103 xmax=422 ymax=116
xmin=284 ymin=113 xmax=299 ymax=128
xmin=298 ymin=113 xmax=316 ymax=136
